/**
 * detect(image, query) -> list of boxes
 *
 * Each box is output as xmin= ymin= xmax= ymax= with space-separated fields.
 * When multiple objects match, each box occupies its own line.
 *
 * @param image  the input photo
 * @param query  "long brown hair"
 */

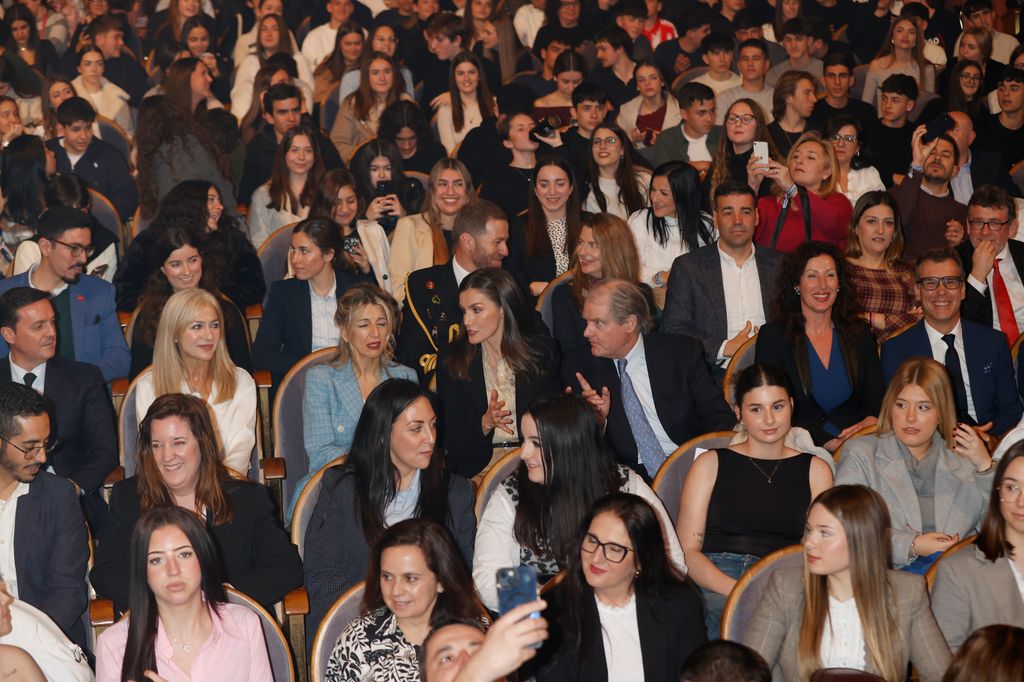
xmin=136 ymin=393 xmax=234 ymax=524
xmin=525 ymin=156 xmax=582 ymax=261
xmin=709 ymin=98 xmax=779 ymax=193
xmin=568 ymin=213 xmax=642 ymax=310
xmin=586 ymin=123 xmax=649 ymax=215
xmin=976 ymin=441 xmax=1024 ymax=561
xmin=423 ymin=158 xmax=474 ymax=265
xmin=942 ymin=625 xmax=1024 ymax=682
xmin=256 ymin=14 xmax=294 ymax=63
xmin=347 ymin=51 xmax=405 ymax=122
xmin=445 ymin=268 xmax=545 ymax=381
xmin=163 ymin=57 xmax=207 ymax=117
xmin=267 ymin=124 xmax=323 ymax=213
xmin=449 ymin=50 xmax=495 ymax=133
xmin=872 ymin=17 xmax=929 ymax=78
xmin=842 ymin=191 xmax=906 ymax=268
xmin=798 ymin=485 xmax=901 ymax=682
xmin=314 ymin=20 xmax=365 ymax=80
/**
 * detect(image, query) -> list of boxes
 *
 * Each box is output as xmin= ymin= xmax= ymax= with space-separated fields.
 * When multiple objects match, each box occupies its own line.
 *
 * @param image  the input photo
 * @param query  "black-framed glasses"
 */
xmin=725 ymin=114 xmax=755 ymax=125
xmin=916 ymin=276 xmax=963 ymax=291
xmin=831 ymin=134 xmax=857 ymax=144
xmin=2 ymin=436 xmax=57 ymax=459
xmin=967 ymin=218 xmax=1012 ymax=231
xmin=581 ymin=533 xmax=633 ymax=563
xmin=960 ymin=73 xmax=981 ymax=83
xmin=51 ymin=239 xmax=95 ymax=258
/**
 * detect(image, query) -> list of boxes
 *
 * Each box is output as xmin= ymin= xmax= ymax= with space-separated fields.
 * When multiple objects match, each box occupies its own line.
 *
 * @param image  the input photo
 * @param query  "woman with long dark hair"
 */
xmin=473 ymin=393 xmax=685 ymax=611
xmin=4 ymin=4 xmax=58 ymax=74
xmin=95 ymin=506 xmax=273 ymax=681
xmin=338 ymin=24 xmax=414 ymax=101
xmin=628 ymin=162 xmax=713 ymax=293
xmin=677 ymin=363 xmax=833 ymax=638
xmin=754 ymin=241 xmax=884 ymax=450
xmin=348 ymin=138 xmax=423 ymax=237
xmin=538 ymin=493 xmax=704 ymax=680
xmin=708 ymin=98 xmax=780 ymax=203
xmin=324 ymin=518 xmax=486 ymax=681
xmin=0 ymin=134 xmax=54 ymax=254
xmin=436 ymin=50 xmax=496 ymax=155
xmin=330 ymin=51 xmax=411 ymax=162
xmin=923 ymin=60 xmax=989 ymax=122
xmin=827 ymin=115 xmax=885 ymax=209
xmin=583 ymin=123 xmax=651 ymax=220
xmin=378 ymin=99 xmax=446 ymax=174
xmin=134 ymin=95 xmax=236 ymax=220
xmin=744 ymin=485 xmax=951 ymax=681
xmin=521 ymin=155 xmax=584 ymax=297
xmin=180 ymin=14 xmax=232 ymax=104
xmin=91 ymin=393 xmax=302 ymax=615
xmin=162 ymin=56 xmax=221 ymax=116
xmin=436 ymin=268 xmax=561 ymax=479
xmin=303 ymin=378 xmax=477 ymax=640
xmin=230 ymin=13 xmax=313 ymax=114
xmin=314 ymin=169 xmax=390 ymax=290
xmin=247 ymin=123 xmax=323 ymax=248
xmin=311 ymin=20 xmax=364 ymax=102
xmin=931 ymin=442 xmax=1024 ymax=649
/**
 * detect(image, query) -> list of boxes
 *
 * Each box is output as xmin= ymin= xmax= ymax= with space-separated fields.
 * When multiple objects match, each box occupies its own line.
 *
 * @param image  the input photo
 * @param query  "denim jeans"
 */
xmin=902 ymin=551 xmax=942 ymax=575
xmin=701 ymin=551 xmax=761 ymax=640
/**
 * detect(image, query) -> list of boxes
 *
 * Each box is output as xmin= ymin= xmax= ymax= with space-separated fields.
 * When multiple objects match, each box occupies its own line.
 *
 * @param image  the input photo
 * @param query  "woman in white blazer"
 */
xmin=316 ymin=169 xmax=392 ymax=293
xmin=72 ymin=46 xmax=132 ymax=135
xmin=616 ymin=60 xmax=682 ymax=152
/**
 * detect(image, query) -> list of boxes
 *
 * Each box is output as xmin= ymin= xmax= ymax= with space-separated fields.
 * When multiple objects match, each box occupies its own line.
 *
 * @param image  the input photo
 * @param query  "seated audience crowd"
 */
xmin=1 ymin=0 xmax=1024 ymax=680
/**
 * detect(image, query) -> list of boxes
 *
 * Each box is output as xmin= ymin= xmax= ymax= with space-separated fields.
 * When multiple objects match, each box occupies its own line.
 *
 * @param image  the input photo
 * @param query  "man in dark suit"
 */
xmin=881 ymin=247 xmax=1022 ymax=437
xmin=947 ymin=111 xmax=1021 ymax=204
xmin=0 ymin=287 xmax=118 ymax=531
xmin=662 ymin=182 xmax=781 ymax=375
xmin=575 ymin=279 xmax=736 ymax=476
xmin=397 ymin=200 xmax=510 ymax=385
xmin=0 ymin=207 xmax=130 ymax=382
xmin=958 ymin=186 xmax=1024 ymax=340
xmin=0 ymin=382 xmax=89 ymax=649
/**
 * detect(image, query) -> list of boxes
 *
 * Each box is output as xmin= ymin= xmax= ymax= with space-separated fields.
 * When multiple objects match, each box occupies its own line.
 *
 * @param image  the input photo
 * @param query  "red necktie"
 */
xmin=992 ymin=258 xmax=1020 ymax=343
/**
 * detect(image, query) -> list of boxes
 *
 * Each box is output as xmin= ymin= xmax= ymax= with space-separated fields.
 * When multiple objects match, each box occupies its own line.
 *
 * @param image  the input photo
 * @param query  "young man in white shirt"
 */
xmin=652 ymin=81 xmax=720 ymax=170
xmin=301 ymin=0 xmax=357 ymax=70
xmin=715 ymin=38 xmax=773 ymax=124
xmin=694 ymin=32 xmax=742 ymax=96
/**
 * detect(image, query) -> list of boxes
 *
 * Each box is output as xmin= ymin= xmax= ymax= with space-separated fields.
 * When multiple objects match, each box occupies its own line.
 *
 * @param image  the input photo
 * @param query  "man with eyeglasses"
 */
xmin=0 ymin=379 xmax=90 ymax=650
xmin=959 ymin=186 xmax=1024 ymax=346
xmin=953 ymin=0 xmax=1020 ymax=64
xmin=0 ymin=207 xmax=129 ymax=383
xmin=890 ymin=127 xmax=966 ymax=260
xmin=46 ymin=96 xmax=137 ymax=222
xmin=881 ymin=247 xmax=1022 ymax=439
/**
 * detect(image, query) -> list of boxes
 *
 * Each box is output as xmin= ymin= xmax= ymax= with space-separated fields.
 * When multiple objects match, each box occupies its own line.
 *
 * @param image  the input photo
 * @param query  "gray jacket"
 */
xmin=153 ymin=134 xmax=238 ymax=214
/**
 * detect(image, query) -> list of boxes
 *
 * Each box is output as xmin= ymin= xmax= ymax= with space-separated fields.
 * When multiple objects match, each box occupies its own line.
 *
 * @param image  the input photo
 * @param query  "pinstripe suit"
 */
xmin=835 ymin=433 xmax=994 ymax=567
xmin=743 ymin=567 xmax=951 ymax=682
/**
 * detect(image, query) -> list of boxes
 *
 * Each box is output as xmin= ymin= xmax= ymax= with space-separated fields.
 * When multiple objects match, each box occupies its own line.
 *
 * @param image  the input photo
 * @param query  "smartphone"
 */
xmin=753 ymin=140 xmax=769 ymax=163
xmin=374 ymin=180 xmax=396 ymax=197
xmin=922 ymin=113 xmax=955 ymax=143
xmin=496 ymin=566 xmax=541 ymax=646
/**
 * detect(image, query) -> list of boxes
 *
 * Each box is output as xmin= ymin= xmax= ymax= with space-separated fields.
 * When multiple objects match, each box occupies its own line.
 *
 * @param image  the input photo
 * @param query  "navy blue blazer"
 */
xmin=0 ymin=273 xmax=130 ymax=382
xmin=46 ymin=137 xmax=139 ymax=220
xmin=14 ymin=472 xmax=89 ymax=649
xmin=881 ymin=319 xmax=1022 ymax=436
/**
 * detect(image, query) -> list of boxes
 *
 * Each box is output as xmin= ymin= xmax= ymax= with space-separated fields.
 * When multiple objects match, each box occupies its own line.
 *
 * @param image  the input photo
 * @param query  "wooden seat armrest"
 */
xmin=90 ymin=598 xmax=116 ymax=627
xmin=111 ymin=377 xmax=130 ymax=397
xmin=104 ymin=466 xmax=125 ymax=488
xmin=245 ymin=304 xmax=263 ymax=320
xmin=283 ymin=588 xmax=309 ymax=616
xmin=260 ymin=457 xmax=286 ymax=480
xmin=117 ymin=311 xmax=131 ymax=327
xmin=253 ymin=370 xmax=272 ymax=389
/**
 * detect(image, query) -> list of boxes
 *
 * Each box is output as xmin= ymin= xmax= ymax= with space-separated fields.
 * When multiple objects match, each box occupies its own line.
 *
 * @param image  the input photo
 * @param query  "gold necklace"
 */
xmin=746 ymin=455 xmax=783 ymax=483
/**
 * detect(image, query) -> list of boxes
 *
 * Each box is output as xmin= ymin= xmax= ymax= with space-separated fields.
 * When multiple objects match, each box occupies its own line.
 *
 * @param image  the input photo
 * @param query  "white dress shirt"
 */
xmin=596 ymin=594 xmax=645 ymax=682
xmin=310 ymin=276 xmax=340 ymax=352
xmin=452 ymin=256 xmax=472 ymax=287
xmin=718 ymin=244 xmax=766 ymax=365
xmin=0 ymin=596 xmax=92 ymax=681
xmin=924 ymin=319 xmax=977 ymax=421
xmin=819 ymin=595 xmax=867 ymax=670
xmin=8 ymin=359 xmax=46 ymax=393
xmin=1009 ymin=560 xmax=1024 ymax=607
xmin=621 ymin=335 xmax=676 ymax=455
xmin=966 ymin=244 xmax=1024 ymax=334
xmin=950 ymin=151 xmax=974 ymax=205
xmin=0 ymin=482 xmax=30 ymax=597
xmin=135 ymin=367 xmax=258 ymax=475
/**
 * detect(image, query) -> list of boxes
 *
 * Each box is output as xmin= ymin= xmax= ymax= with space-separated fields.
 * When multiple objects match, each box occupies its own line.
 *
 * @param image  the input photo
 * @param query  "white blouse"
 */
xmin=627 ymin=209 xmax=716 ymax=286
xmin=584 ymin=173 xmax=651 ymax=221
xmin=819 ymin=595 xmax=867 ymax=671
xmin=841 ymin=167 xmax=885 ymax=211
xmin=436 ymin=100 xmax=483 ymax=155
xmin=596 ymin=593 xmax=645 ymax=682
xmin=246 ymin=184 xmax=310 ymax=250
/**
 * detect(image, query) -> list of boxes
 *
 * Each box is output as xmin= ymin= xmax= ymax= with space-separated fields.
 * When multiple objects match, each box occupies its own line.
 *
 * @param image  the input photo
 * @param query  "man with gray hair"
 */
xmin=575 ymin=279 xmax=735 ymax=477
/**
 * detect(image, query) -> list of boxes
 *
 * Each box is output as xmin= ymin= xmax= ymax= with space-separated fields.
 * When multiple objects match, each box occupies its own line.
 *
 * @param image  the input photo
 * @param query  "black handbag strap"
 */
xmin=769 ymin=185 xmax=812 ymax=249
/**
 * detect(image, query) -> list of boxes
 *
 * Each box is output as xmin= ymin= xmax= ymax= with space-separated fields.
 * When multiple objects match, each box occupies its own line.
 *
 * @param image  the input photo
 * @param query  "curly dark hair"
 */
xmin=772 ymin=241 xmax=863 ymax=394
xmin=135 ymin=95 xmax=232 ymax=219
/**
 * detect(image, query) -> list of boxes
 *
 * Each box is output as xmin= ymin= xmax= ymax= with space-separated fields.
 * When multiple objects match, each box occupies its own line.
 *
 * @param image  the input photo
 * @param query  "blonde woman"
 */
xmin=135 ymin=288 xmax=258 ymax=476
xmin=290 ymin=284 xmax=417 ymax=522
xmin=388 ymin=158 xmax=473 ymax=305
xmin=836 ymin=357 xmax=994 ymax=572
xmin=744 ymin=485 xmax=951 ymax=681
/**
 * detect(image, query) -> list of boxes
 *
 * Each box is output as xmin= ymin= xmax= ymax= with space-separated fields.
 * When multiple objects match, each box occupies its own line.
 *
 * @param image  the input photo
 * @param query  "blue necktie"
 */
xmin=616 ymin=358 xmax=665 ymax=477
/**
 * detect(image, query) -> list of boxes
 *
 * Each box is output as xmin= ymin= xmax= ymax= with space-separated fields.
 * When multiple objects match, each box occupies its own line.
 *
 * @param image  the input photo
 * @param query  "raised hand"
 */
xmin=575 ymin=372 xmax=611 ymax=423
xmin=482 ymin=389 xmax=514 ymax=436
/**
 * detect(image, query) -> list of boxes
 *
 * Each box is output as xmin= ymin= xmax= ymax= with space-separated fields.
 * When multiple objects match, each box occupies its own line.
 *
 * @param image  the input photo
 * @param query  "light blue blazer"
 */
xmin=288 ymin=360 xmax=417 ymax=522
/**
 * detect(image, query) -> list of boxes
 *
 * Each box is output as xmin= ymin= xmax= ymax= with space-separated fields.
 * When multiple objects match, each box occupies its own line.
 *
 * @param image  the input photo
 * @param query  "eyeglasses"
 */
xmin=831 ymin=134 xmax=857 ymax=144
xmin=967 ymin=218 xmax=1012 ymax=231
xmin=960 ymin=73 xmax=981 ymax=83
xmin=50 ymin=238 xmax=96 ymax=258
xmin=2 ymin=436 xmax=57 ymax=459
xmin=581 ymin=533 xmax=633 ymax=563
xmin=725 ymin=114 xmax=756 ymax=125
xmin=592 ymin=136 xmax=620 ymax=147
xmin=916 ymin=276 xmax=964 ymax=291
xmin=1000 ymin=481 xmax=1023 ymax=503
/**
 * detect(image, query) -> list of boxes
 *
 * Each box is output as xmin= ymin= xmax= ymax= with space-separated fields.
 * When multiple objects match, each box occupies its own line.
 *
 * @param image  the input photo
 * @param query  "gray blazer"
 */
xmin=661 ymin=243 xmax=782 ymax=364
xmin=835 ymin=433 xmax=993 ymax=566
xmin=743 ymin=567 xmax=951 ymax=682
xmin=930 ymin=544 xmax=1024 ymax=650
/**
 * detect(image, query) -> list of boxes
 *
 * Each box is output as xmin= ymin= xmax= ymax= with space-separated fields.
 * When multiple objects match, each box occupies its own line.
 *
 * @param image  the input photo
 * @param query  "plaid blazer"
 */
xmin=743 ymin=567 xmax=951 ymax=682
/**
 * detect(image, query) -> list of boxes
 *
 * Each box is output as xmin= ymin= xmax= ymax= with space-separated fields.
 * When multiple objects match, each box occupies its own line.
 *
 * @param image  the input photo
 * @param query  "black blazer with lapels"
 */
xmin=396 ymin=261 xmax=462 ymax=385
xmin=959 ymin=238 xmax=1024 ymax=330
xmin=582 ymin=332 xmax=736 ymax=473
xmin=537 ymin=581 xmax=707 ymax=682
xmin=436 ymin=334 xmax=562 ymax=478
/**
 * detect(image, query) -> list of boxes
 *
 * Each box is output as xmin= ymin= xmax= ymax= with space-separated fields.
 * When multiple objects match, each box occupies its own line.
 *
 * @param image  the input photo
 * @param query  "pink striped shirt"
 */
xmin=95 ymin=602 xmax=274 ymax=682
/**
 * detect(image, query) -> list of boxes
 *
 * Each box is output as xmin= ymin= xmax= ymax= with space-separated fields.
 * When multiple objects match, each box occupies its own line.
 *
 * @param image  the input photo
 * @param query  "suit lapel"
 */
xmin=337 ymin=363 xmax=364 ymax=423
xmin=67 ymin=283 xmax=88 ymax=357
xmin=12 ymin=482 xmax=40 ymax=582
xmin=933 ymin=446 xmax=969 ymax=532
xmin=876 ymin=438 xmax=923 ymax=531
xmin=636 ymin=592 xmax=667 ymax=680
xmin=0 ymin=358 xmax=12 ymax=381
xmin=960 ymin=322 xmax=989 ymax=414
xmin=976 ymin=550 xmax=1024 ymax=623
xmin=755 ymin=250 xmax=776 ymax=314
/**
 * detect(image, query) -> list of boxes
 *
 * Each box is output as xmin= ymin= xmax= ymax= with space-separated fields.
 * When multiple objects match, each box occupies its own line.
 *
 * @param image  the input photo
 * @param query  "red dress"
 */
xmin=753 ymin=192 xmax=853 ymax=253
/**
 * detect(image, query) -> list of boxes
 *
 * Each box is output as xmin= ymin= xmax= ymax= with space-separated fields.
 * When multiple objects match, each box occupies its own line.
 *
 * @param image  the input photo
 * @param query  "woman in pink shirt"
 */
xmin=95 ymin=506 xmax=273 ymax=682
